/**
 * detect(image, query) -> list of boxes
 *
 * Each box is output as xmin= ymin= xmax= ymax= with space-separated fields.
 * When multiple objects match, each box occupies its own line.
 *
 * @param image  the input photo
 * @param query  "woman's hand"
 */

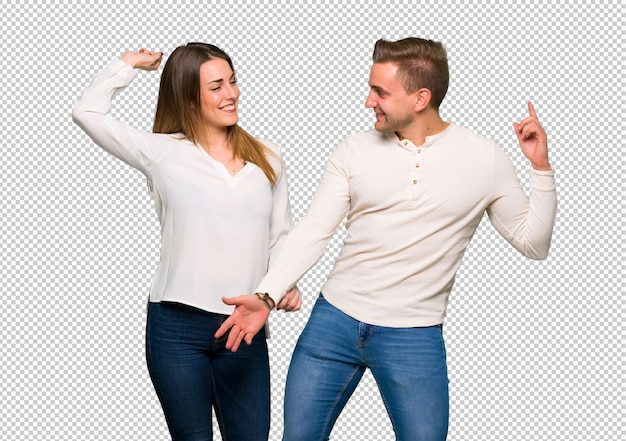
xmin=277 ymin=286 xmax=302 ymax=312
xmin=120 ymin=48 xmax=163 ymax=71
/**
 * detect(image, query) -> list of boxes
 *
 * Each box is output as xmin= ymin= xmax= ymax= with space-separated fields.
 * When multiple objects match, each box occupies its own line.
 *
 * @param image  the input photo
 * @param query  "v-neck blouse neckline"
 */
xmin=191 ymin=142 xmax=251 ymax=179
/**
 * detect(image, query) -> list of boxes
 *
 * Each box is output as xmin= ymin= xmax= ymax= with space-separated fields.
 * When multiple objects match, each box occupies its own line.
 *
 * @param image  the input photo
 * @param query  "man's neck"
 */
xmin=396 ymin=113 xmax=449 ymax=147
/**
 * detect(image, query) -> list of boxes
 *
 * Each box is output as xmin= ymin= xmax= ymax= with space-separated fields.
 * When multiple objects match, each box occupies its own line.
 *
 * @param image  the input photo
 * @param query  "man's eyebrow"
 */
xmin=369 ymin=84 xmax=387 ymax=93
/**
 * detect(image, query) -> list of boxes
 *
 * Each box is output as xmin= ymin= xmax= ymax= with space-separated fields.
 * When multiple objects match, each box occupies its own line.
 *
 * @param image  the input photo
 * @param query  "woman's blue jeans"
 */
xmin=283 ymin=294 xmax=449 ymax=441
xmin=146 ymin=301 xmax=270 ymax=441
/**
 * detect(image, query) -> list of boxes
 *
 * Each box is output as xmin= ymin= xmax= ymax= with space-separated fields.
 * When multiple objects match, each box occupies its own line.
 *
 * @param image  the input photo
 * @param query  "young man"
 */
xmin=216 ymin=37 xmax=557 ymax=440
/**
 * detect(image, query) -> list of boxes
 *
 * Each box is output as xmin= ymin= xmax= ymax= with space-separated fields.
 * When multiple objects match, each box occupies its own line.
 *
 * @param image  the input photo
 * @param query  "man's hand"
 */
xmin=215 ymin=287 xmax=302 ymax=352
xmin=120 ymin=48 xmax=163 ymax=71
xmin=513 ymin=101 xmax=551 ymax=171
xmin=215 ymin=294 xmax=271 ymax=352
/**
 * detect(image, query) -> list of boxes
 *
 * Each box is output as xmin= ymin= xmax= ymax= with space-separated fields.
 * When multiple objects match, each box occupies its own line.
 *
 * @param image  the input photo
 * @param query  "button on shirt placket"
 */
xmin=402 ymin=139 xmax=423 ymax=202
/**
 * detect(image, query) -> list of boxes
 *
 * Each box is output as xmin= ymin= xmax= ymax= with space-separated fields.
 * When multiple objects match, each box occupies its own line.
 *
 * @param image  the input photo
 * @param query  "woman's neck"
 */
xmin=199 ymin=128 xmax=232 ymax=158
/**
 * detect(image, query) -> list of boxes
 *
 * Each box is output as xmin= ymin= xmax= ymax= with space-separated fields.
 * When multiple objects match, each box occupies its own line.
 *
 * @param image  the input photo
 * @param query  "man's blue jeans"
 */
xmin=283 ymin=294 xmax=449 ymax=441
xmin=146 ymin=301 xmax=270 ymax=441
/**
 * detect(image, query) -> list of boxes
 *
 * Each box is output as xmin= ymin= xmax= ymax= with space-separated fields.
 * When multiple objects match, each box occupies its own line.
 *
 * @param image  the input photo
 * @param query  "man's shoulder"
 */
xmin=447 ymin=123 xmax=490 ymax=142
xmin=444 ymin=123 xmax=499 ymax=152
xmin=341 ymin=129 xmax=396 ymax=147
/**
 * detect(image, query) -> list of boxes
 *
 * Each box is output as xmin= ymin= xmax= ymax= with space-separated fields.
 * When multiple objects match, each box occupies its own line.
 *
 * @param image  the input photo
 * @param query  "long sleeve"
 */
xmin=256 ymin=142 xmax=351 ymax=299
xmin=73 ymin=59 xmax=286 ymax=315
xmin=487 ymin=147 xmax=557 ymax=259
xmin=255 ymin=127 xmax=557 ymax=327
xmin=265 ymin=143 xmax=293 ymax=267
xmin=72 ymin=58 xmax=158 ymax=174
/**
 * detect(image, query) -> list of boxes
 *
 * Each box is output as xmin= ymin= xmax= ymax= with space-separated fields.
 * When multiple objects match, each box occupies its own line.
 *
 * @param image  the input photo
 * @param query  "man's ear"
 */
xmin=414 ymin=88 xmax=432 ymax=112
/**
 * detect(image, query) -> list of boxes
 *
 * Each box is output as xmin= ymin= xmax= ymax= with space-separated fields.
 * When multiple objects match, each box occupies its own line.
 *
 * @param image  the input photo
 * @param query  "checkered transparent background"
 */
xmin=1 ymin=0 xmax=623 ymax=439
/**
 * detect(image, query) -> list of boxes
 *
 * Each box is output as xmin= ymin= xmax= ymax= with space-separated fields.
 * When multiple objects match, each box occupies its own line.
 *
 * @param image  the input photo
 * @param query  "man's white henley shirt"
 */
xmin=256 ymin=125 xmax=557 ymax=327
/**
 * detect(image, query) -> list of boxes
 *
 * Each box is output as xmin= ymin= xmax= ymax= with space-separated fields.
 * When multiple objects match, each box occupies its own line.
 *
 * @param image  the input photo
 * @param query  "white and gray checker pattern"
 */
xmin=1 ymin=0 xmax=623 ymax=440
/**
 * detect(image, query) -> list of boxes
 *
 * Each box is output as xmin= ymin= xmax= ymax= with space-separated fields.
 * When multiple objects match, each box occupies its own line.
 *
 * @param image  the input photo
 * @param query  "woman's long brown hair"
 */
xmin=153 ymin=43 xmax=277 ymax=185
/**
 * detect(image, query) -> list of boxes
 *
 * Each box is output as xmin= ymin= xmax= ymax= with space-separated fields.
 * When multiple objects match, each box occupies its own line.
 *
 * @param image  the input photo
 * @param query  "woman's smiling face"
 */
xmin=198 ymin=58 xmax=240 ymax=131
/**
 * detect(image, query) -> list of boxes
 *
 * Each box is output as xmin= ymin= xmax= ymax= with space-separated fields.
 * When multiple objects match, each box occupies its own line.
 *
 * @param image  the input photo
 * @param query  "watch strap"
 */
xmin=255 ymin=292 xmax=275 ymax=310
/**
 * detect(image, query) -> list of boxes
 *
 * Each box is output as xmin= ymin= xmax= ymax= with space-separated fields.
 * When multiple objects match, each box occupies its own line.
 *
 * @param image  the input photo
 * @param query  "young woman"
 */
xmin=73 ymin=43 xmax=301 ymax=441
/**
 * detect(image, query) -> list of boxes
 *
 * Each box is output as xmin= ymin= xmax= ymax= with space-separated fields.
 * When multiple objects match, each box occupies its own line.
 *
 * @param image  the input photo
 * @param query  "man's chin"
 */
xmin=374 ymin=121 xmax=390 ymax=132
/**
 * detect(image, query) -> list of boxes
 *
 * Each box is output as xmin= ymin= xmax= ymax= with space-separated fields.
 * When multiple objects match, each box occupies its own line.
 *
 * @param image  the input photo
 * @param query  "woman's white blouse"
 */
xmin=73 ymin=58 xmax=292 ymax=314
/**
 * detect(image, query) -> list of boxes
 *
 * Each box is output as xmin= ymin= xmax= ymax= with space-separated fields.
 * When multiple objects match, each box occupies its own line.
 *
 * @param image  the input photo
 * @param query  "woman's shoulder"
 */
xmin=258 ymin=138 xmax=285 ymax=165
xmin=256 ymin=139 xmax=285 ymax=178
xmin=141 ymin=132 xmax=198 ymax=165
xmin=258 ymin=139 xmax=282 ymax=156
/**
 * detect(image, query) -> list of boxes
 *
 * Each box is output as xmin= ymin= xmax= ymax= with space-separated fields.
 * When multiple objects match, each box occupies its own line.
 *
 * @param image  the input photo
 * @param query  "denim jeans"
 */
xmin=283 ymin=294 xmax=449 ymax=441
xmin=146 ymin=301 xmax=270 ymax=441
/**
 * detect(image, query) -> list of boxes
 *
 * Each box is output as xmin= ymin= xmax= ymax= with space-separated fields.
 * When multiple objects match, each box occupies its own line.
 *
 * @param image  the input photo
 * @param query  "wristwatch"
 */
xmin=255 ymin=292 xmax=275 ymax=310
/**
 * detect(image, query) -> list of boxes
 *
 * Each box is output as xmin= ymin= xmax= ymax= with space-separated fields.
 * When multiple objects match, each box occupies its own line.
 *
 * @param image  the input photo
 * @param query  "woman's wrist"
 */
xmin=120 ymin=51 xmax=137 ymax=68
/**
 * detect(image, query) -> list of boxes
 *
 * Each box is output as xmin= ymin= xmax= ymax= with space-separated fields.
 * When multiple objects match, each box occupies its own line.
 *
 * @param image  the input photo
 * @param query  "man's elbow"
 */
xmin=524 ymin=243 xmax=551 ymax=260
xmin=529 ymin=251 xmax=550 ymax=261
